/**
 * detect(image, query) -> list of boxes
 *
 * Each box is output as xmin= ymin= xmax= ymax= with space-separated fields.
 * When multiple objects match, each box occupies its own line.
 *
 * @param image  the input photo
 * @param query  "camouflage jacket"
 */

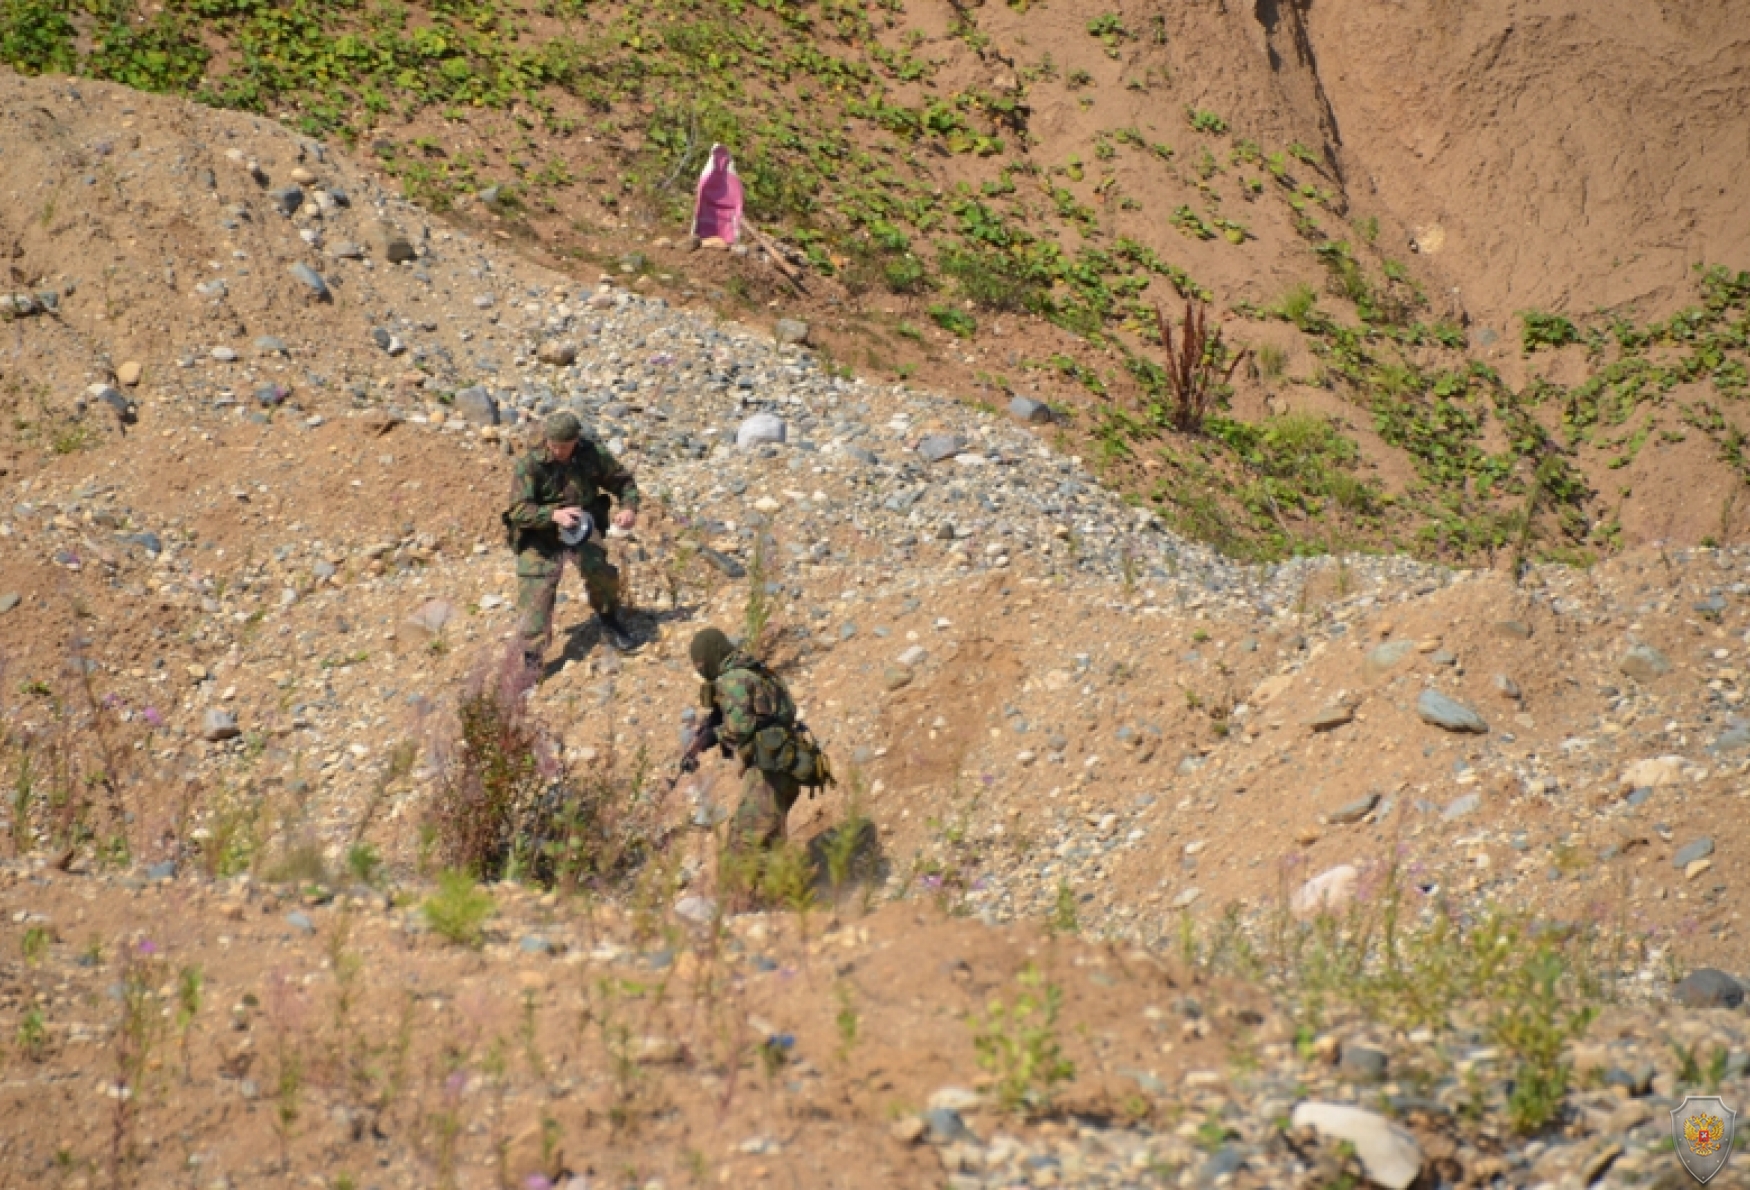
xmin=710 ymin=650 xmax=796 ymax=753
xmin=505 ymin=439 xmax=639 ymax=550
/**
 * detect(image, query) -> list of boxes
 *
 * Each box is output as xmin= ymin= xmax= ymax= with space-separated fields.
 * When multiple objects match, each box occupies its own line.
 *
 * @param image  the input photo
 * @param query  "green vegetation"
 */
xmin=1182 ymin=861 xmax=1611 ymax=1135
xmin=422 ymin=868 xmax=495 ymax=947
xmin=971 ymin=963 xmax=1075 ymax=1116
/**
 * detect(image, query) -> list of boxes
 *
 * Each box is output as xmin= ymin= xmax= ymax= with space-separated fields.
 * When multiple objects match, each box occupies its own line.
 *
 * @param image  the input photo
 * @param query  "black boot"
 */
xmin=596 ymin=609 xmax=638 ymax=652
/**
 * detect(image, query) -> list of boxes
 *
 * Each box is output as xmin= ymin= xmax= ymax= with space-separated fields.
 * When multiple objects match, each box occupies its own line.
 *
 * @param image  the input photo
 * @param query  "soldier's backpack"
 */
xmin=726 ymin=659 xmax=835 ymax=789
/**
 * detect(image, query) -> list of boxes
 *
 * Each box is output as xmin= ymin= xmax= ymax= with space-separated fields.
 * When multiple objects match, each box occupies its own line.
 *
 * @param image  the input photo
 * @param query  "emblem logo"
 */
xmin=1673 ymin=1095 xmax=1737 ymax=1184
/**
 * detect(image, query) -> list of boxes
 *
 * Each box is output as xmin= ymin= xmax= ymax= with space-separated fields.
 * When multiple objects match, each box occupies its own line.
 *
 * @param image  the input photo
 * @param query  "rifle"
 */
xmin=668 ymin=707 xmax=726 ymax=791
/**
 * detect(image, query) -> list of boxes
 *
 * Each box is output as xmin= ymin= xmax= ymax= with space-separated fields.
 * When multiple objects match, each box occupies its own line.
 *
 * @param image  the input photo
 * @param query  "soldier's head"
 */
xmin=689 ymin=627 xmax=734 ymax=681
xmin=544 ymin=410 xmax=582 ymax=460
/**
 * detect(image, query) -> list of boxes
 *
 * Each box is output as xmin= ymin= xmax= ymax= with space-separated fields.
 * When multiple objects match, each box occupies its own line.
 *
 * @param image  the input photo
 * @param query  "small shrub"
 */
xmin=1273 ymin=283 xmax=1320 ymax=329
xmin=1186 ymin=107 xmax=1228 ymax=135
xmin=16 ymin=1006 xmax=47 ymax=1061
xmin=929 ymin=304 xmax=979 ymax=338
xmin=422 ymin=869 xmax=495 ymax=947
xmin=973 ymin=963 xmax=1075 ymax=1115
xmin=1255 ymin=343 xmax=1288 ymax=381
xmin=345 ymin=842 xmax=383 ymax=886
xmin=1156 ymin=301 xmax=1246 ymax=433
xmin=1520 ymin=310 xmax=1581 ymax=352
xmin=427 ymin=647 xmax=556 ymax=881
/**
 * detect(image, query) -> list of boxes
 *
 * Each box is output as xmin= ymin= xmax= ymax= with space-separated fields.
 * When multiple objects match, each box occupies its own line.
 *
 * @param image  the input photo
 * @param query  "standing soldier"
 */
xmin=686 ymin=628 xmax=833 ymax=852
xmin=506 ymin=410 xmax=641 ymax=670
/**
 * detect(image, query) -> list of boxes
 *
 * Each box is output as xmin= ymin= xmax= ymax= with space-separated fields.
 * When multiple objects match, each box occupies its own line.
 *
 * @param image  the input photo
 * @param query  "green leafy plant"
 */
xmin=422 ymin=869 xmax=495 ymax=947
xmin=972 ymin=963 xmax=1075 ymax=1115
xmin=1186 ymin=108 xmax=1228 ymax=135
xmin=928 ymin=304 xmax=978 ymax=338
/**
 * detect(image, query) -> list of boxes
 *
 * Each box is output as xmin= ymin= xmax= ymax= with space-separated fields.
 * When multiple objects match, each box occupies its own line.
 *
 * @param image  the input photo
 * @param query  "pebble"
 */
xmin=288 ymin=262 xmax=330 ymax=301
xmin=453 ymin=387 xmax=499 ymax=427
xmin=0 ymin=592 xmax=19 ymax=615
xmin=1416 ymin=688 xmax=1488 ymax=733
xmin=285 ymin=912 xmax=315 ymax=935
xmin=917 ymin=433 xmax=966 ymax=463
xmin=210 ymin=346 xmax=237 ymax=362
xmin=537 ymin=340 xmax=578 ymax=366
xmin=773 ymin=318 xmax=810 ymax=346
xmin=116 ymin=360 xmax=142 ymax=386
xmin=1619 ymin=643 xmax=1672 ymax=682
xmin=201 ymin=709 xmax=240 ymax=741
xmin=1327 ymin=793 xmax=1378 ymax=825
xmin=1308 ymin=704 xmax=1353 ymax=732
xmin=1291 ymin=866 xmax=1357 ymax=918
xmin=1008 ymin=395 xmax=1052 ymax=424
xmin=267 ymin=184 xmax=304 ymax=216
xmin=1672 ymin=836 xmax=1715 ymax=868
xmin=1365 ymin=640 xmax=1415 ymax=676
xmin=737 ymin=413 xmax=787 ymax=448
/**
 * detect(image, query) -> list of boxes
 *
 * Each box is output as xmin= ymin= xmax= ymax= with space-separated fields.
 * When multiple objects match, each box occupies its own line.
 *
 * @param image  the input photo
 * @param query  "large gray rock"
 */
xmin=201 ymin=709 xmax=241 ymax=742
xmin=1008 ymin=395 xmax=1052 ymax=424
xmin=453 ymin=387 xmax=499 ymax=427
xmin=1673 ymin=968 xmax=1744 ymax=1009
xmin=917 ymin=433 xmax=966 ymax=463
xmin=736 ymin=413 xmax=787 ymax=448
xmin=1289 ymin=1103 xmax=1422 ymax=1190
xmin=773 ymin=318 xmax=810 ymax=346
xmin=1416 ymin=689 xmax=1488 ymax=734
xmin=1620 ymin=644 xmax=1672 ymax=682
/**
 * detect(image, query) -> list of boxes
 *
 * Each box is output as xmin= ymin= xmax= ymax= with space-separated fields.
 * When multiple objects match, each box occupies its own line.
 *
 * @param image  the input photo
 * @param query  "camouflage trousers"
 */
xmin=731 ymin=764 xmax=802 ymax=852
xmin=515 ymin=542 xmax=620 ymax=654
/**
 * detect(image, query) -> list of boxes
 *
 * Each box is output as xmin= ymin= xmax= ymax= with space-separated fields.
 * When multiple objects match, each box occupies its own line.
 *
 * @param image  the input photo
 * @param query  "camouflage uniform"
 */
xmin=709 ymin=648 xmax=802 ymax=850
xmin=506 ymin=437 xmax=639 ymax=656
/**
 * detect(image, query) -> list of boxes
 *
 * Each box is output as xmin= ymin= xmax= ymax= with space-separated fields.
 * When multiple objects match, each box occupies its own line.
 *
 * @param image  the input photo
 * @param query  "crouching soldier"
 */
xmin=686 ymin=627 xmax=833 ymax=851
xmin=505 ymin=410 xmax=641 ymax=671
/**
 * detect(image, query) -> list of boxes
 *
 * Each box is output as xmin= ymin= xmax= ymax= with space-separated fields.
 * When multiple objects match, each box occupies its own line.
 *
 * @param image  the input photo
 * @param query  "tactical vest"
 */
xmin=721 ymin=660 xmax=834 ymax=788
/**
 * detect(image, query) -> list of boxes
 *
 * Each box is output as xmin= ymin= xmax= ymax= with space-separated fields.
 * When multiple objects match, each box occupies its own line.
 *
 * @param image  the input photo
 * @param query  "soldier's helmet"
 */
xmin=545 ymin=410 xmax=582 ymax=443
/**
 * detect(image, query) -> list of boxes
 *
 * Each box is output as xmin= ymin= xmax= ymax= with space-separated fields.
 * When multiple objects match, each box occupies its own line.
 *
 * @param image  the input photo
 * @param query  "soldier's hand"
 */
xmin=613 ymin=508 xmax=636 ymax=530
xmin=553 ymin=506 xmax=583 ymax=529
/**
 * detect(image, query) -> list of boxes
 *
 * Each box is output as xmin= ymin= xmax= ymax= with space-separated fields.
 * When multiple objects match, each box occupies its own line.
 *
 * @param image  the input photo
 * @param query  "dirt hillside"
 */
xmin=1 ymin=45 xmax=1750 ymax=1190
xmin=1 ymin=0 xmax=1747 ymax=562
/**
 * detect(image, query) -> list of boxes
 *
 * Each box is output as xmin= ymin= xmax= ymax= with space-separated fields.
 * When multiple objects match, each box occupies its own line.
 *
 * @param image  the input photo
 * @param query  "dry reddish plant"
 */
xmin=1157 ymin=300 xmax=1247 ymax=433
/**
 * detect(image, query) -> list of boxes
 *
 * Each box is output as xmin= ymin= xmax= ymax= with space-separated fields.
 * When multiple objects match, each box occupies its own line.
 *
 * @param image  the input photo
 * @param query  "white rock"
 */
xmin=674 ymin=895 xmax=717 ymax=925
xmin=928 ymin=1086 xmax=982 ymax=1112
xmin=1619 ymin=755 xmax=1688 ymax=789
xmin=897 ymin=645 xmax=928 ymax=668
xmin=1171 ymin=887 xmax=1201 ymax=909
xmin=1289 ymin=1103 xmax=1422 ymax=1190
xmin=736 ymin=413 xmax=787 ymax=449
xmin=1291 ymin=865 xmax=1359 ymax=919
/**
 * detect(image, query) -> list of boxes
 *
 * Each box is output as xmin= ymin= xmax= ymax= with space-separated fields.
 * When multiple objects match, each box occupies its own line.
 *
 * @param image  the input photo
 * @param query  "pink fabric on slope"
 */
xmin=691 ymin=144 xmax=744 ymax=244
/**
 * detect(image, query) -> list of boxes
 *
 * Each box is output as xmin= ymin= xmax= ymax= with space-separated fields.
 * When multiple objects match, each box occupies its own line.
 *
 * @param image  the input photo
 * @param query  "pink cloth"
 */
xmin=691 ymin=144 xmax=744 ymax=244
